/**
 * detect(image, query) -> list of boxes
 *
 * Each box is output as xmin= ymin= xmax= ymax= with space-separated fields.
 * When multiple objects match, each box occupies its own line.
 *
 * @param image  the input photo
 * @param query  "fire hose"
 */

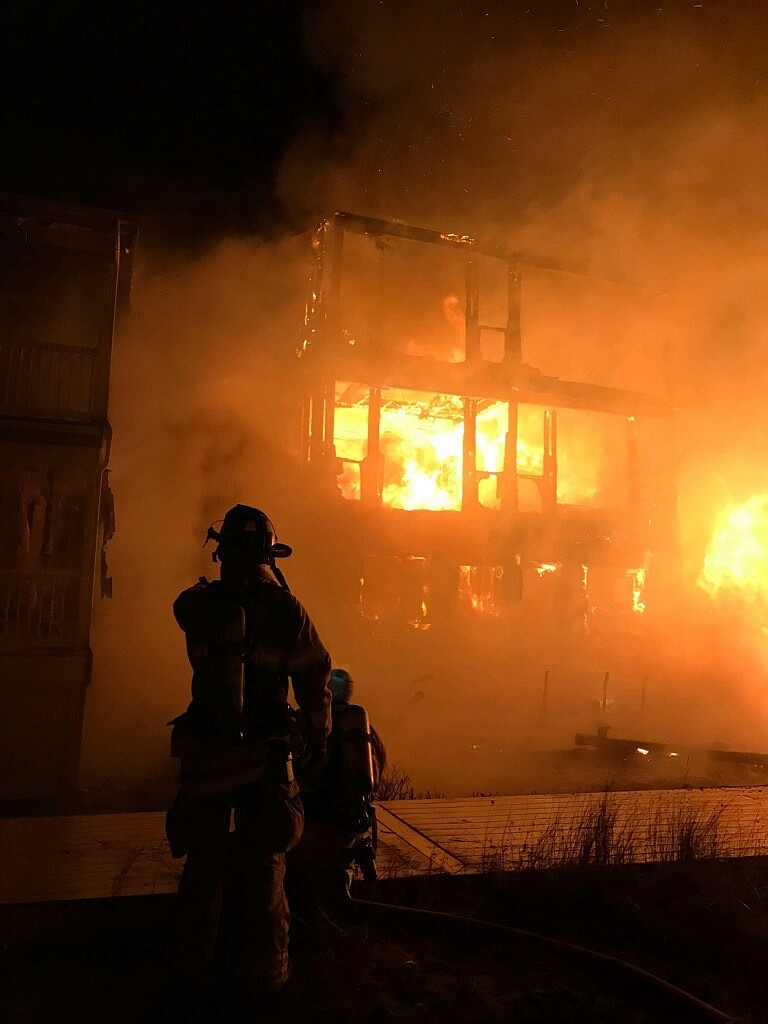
xmin=350 ymin=898 xmax=737 ymax=1023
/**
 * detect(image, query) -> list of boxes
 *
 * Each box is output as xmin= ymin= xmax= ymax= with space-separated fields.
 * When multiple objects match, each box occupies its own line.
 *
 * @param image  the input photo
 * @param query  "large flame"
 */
xmin=379 ymin=393 xmax=464 ymax=510
xmin=698 ymin=494 xmax=768 ymax=600
xmin=333 ymin=383 xmax=600 ymax=510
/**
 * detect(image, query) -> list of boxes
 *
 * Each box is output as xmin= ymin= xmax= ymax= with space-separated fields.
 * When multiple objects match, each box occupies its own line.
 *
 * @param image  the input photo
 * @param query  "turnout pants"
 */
xmin=166 ymin=774 xmax=303 ymax=988
xmin=287 ymin=820 xmax=360 ymax=921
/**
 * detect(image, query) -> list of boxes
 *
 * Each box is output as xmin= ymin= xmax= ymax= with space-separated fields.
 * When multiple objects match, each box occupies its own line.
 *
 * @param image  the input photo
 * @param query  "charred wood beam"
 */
xmin=323 ymin=378 xmax=335 ymax=458
xmin=328 ymin=218 xmax=344 ymax=340
xmin=626 ymin=415 xmax=643 ymax=547
xmin=309 ymin=382 xmax=327 ymax=462
xmin=542 ymin=410 xmax=558 ymax=514
xmin=575 ymin=731 xmax=768 ymax=767
xmin=335 ymin=210 xmax=478 ymax=250
xmin=462 ymin=397 xmax=478 ymax=510
xmin=465 ymin=260 xmax=480 ymax=363
xmin=324 ymin=349 xmax=673 ymax=419
xmin=505 ymin=264 xmax=522 ymax=364
xmin=501 ymin=402 xmax=519 ymax=512
xmin=332 ymin=211 xmax=615 ymax=279
xmin=362 ymin=386 xmax=382 ymax=506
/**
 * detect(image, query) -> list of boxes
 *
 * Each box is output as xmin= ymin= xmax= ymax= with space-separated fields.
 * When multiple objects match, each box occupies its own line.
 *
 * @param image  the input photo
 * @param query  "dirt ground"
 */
xmin=3 ymin=856 xmax=768 ymax=1023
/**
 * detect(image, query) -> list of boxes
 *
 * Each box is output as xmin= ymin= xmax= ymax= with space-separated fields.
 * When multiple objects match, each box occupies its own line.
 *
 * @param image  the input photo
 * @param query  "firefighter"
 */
xmin=288 ymin=668 xmax=386 ymax=921
xmin=165 ymin=504 xmax=331 ymax=992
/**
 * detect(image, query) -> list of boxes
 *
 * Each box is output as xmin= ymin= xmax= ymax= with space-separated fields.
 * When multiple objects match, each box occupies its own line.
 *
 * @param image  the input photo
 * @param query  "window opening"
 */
xmin=360 ymin=554 xmax=430 ymax=629
xmin=458 ymin=565 xmax=503 ymax=614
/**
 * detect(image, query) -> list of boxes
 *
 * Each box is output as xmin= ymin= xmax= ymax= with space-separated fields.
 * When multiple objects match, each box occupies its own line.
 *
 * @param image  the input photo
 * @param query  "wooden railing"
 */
xmin=0 ymin=570 xmax=81 ymax=646
xmin=0 ymin=341 xmax=100 ymax=421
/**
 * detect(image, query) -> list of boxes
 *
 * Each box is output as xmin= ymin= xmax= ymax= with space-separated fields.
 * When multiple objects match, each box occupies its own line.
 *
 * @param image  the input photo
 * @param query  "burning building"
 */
xmin=0 ymin=195 xmax=136 ymax=808
xmin=0 ymin=202 xmax=686 ymax=802
xmin=298 ymin=213 xmax=677 ymax=643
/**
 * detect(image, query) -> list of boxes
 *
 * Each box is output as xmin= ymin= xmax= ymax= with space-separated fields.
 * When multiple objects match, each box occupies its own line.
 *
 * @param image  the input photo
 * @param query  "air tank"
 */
xmin=336 ymin=703 xmax=375 ymax=798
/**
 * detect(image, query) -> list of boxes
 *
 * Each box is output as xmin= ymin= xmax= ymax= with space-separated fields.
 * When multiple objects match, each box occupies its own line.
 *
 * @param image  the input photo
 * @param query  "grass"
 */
xmin=378 ymin=762 xmax=446 ymax=801
xmin=480 ymin=791 xmax=768 ymax=876
xmin=377 ymin=763 xmax=768 ymax=884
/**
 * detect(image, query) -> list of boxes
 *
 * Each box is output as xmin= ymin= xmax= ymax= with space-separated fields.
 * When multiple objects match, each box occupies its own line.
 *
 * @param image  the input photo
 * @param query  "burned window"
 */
xmin=0 ymin=463 xmax=87 ymax=645
xmin=49 ymin=469 xmax=88 ymax=570
xmin=334 ymin=381 xmax=368 ymax=500
xmin=3 ymin=466 xmax=89 ymax=571
xmin=516 ymin=405 xmax=546 ymax=512
xmin=360 ymin=554 xmax=430 ymax=629
xmin=476 ymin=402 xmax=507 ymax=510
xmin=556 ymin=409 xmax=629 ymax=508
xmin=333 ymin=381 xmax=469 ymax=510
xmin=330 ymin=382 xmax=635 ymax=514
xmin=458 ymin=565 xmax=503 ymax=614
xmin=586 ymin=563 xmax=647 ymax=633
xmin=476 ymin=402 xmax=547 ymax=510
xmin=380 ymin=389 xmax=464 ymax=510
xmin=339 ymin=234 xmax=467 ymax=363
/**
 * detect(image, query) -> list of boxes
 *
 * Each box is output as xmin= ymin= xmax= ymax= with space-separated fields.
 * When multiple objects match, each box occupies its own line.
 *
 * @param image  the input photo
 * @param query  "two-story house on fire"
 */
xmin=297 ymin=213 xmax=677 ymax=644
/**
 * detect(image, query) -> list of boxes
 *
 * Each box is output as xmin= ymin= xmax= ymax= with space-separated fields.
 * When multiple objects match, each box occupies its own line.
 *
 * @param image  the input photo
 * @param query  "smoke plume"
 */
xmin=83 ymin=1 xmax=768 ymax=794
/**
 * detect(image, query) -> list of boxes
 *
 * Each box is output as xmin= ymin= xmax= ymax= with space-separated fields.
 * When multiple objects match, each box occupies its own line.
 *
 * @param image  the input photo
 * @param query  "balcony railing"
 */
xmin=0 ymin=570 xmax=82 ymax=646
xmin=0 ymin=341 xmax=100 ymax=421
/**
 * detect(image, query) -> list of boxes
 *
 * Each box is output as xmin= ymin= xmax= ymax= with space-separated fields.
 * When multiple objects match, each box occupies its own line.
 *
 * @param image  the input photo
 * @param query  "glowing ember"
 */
xmin=698 ymin=494 xmax=768 ymax=600
xmin=458 ymin=564 xmax=502 ymax=614
xmin=630 ymin=567 xmax=646 ymax=613
xmin=536 ymin=563 xmax=558 ymax=577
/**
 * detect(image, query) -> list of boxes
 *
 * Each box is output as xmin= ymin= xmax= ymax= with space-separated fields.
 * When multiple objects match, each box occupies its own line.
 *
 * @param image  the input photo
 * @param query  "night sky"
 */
xmin=2 ymin=1 xmax=767 ymax=240
xmin=0 ymin=1 xmax=338 ymax=235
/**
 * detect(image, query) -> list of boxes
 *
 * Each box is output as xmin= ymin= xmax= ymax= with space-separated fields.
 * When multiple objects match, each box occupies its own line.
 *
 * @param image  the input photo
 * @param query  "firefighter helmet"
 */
xmin=206 ymin=504 xmax=292 ymax=564
xmin=329 ymin=668 xmax=354 ymax=702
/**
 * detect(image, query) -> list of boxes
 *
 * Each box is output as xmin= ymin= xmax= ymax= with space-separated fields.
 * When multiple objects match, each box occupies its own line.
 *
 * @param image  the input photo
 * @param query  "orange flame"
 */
xmin=334 ymin=384 xmax=599 ymax=510
xmin=698 ymin=494 xmax=768 ymax=600
xmin=631 ymin=567 xmax=646 ymax=613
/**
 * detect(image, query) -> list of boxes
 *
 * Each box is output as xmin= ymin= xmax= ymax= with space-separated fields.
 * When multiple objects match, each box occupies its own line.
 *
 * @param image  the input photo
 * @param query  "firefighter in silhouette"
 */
xmin=165 ymin=504 xmax=331 ymax=991
xmin=288 ymin=668 xmax=386 ymax=920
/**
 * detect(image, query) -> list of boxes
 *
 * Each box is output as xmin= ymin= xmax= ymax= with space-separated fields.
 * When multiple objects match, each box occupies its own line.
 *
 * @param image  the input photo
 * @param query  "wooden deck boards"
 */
xmin=388 ymin=789 xmax=768 ymax=870
xmin=0 ymin=812 xmax=178 ymax=903
xmin=2 ymin=787 xmax=767 ymax=905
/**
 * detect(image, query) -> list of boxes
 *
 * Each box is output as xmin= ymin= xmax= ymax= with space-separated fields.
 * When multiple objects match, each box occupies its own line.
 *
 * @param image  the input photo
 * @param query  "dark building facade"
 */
xmin=0 ymin=195 xmax=136 ymax=808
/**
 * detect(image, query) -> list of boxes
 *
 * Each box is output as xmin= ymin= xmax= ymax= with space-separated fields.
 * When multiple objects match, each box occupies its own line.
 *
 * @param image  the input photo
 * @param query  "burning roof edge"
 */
xmin=332 ymin=210 xmax=617 ymax=281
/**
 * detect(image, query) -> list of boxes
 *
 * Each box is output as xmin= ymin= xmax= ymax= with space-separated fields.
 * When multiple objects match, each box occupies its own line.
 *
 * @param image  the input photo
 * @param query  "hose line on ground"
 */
xmin=351 ymin=898 xmax=737 ymax=1023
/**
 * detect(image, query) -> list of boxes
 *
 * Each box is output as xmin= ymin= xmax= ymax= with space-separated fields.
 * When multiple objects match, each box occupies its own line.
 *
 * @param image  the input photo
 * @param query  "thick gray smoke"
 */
xmin=83 ymin=1 xmax=768 ymax=795
xmin=83 ymin=237 xmax=310 ymax=787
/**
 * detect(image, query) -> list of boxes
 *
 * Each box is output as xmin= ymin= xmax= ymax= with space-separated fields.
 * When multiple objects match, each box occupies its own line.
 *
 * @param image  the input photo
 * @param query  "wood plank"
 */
xmin=0 ymin=813 xmax=179 ymax=903
xmin=2 ymin=787 xmax=768 ymax=905
xmin=382 ymin=789 xmax=768 ymax=870
xmin=376 ymin=806 xmax=465 ymax=874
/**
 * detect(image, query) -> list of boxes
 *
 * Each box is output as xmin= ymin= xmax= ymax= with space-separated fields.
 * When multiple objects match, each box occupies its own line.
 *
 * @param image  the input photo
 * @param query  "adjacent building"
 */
xmin=0 ymin=194 xmax=136 ymax=809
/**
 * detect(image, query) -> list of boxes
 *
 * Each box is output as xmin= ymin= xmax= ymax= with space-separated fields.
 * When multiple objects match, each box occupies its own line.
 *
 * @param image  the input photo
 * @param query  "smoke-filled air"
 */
xmin=81 ymin=1 xmax=768 ymax=798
